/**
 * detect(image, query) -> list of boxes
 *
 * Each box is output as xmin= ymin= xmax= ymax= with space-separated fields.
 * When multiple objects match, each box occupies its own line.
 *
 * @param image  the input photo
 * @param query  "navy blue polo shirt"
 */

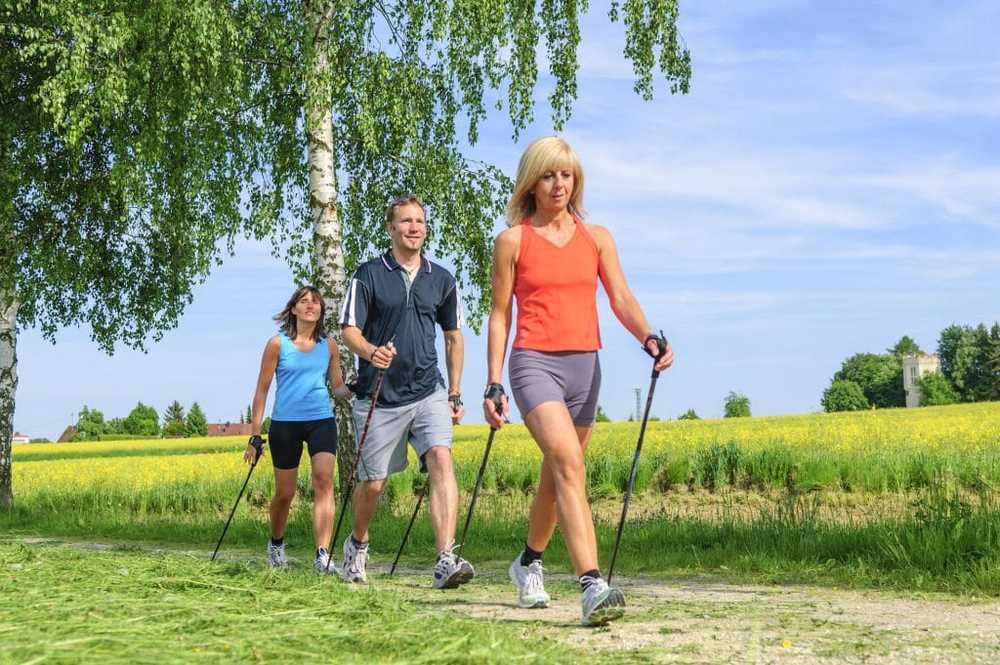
xmin=339 ymin=251 xmax=463 ymax=406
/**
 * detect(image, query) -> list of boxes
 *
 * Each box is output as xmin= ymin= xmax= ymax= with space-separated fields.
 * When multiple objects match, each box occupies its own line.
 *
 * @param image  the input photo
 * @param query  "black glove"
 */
xmin=642 ymin=330 xmax=668 ymax=360
xmin=483 ymin=383 xmax=506 ymax=408
xmin=248 ymin=434 xmax=265 ymax=457
xmin=448 ymin=394 xmax=463 ymax=411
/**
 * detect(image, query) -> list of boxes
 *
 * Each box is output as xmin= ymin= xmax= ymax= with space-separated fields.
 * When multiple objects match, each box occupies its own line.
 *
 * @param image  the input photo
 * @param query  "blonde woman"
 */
xmin=482 ymin=137 xmax=673 ymax=625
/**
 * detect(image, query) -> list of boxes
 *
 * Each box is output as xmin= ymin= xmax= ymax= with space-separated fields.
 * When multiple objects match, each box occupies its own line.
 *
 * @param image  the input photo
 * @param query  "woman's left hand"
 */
xmin=644 ymin=336 xmax=674 ymax=372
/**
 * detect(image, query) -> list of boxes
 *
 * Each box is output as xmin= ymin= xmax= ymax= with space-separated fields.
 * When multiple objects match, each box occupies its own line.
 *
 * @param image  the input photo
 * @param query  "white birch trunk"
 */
xmin=305 ymin=1 xmax=357 ymax=496
xmin=0 ymin=297 xmax=18 ymax=508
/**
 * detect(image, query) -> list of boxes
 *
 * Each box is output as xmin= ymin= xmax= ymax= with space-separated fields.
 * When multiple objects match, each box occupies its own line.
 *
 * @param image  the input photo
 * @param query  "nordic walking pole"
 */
xmin=325 ymin=364 xmax=388 ymax=572
xmin=389 ymin=483 xmax=426 ymax=576
xmin=456 ymin=389 xmax=506 ymax=555
xmin=212 ymin=435 xmax=266 ymax=561
xmin=608 ymin=332 xmax=668 ymax=584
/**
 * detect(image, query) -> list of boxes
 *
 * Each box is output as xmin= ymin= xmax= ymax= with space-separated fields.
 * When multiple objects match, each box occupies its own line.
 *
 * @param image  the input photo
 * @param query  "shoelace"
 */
xmin=351 ymin=545 xmax=369 ymax=574
xmin=523 ymin=561 xmax=545 ymax=594
xmin=434 ymin=551 xmax=456 ymax=576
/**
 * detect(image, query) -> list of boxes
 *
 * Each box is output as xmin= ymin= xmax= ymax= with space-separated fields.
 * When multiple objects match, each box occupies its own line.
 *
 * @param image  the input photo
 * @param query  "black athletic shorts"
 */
xmin=268 ymin=418 xmax=338 ymax=470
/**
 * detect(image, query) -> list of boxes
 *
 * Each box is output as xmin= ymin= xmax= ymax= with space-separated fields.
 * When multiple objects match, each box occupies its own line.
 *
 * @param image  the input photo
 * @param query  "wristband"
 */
xmin=448 ymin=394 xmax=463 ymax=410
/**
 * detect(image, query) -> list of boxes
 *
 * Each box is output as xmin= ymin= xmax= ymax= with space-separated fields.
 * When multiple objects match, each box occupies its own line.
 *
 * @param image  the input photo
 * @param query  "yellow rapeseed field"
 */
xmin=11 ymin=402 xmax=1000 ymax=503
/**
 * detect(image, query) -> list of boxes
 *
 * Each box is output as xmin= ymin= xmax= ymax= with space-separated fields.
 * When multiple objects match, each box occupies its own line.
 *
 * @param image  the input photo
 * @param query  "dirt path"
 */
xmin=389 ymin=567 xmax=1000 ymax=664
xmin=10 ymin=537 xmax=1000 ymax=664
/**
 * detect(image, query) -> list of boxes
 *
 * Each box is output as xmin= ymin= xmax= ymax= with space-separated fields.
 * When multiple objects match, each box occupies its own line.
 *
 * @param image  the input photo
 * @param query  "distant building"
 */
xmin=57 ymin=426 xmax=77 ymax=443
xmin=207 ymin=422 xmax=253 ymax=437
xmin=903 ymin=353 xmax=941 ymax=408
xmin=12 ymin=432 xmax=30 ymax=445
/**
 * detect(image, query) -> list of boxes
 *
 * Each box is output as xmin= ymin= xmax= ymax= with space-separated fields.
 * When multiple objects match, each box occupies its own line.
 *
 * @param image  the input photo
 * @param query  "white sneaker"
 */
xmin=432 ymin=549 xmax=475 ymax=589
xmin=313 ymin=548 xmax=337 ymax=575
xmin=267 ymin=541 xmax=287 ymax=569
xmin=580 ymin=577 xmax=625 ymax=626
xmin=340 ymin=537 xmax=369 ymax=583
xmin=508 ymin=554 xmax=550 ymax=608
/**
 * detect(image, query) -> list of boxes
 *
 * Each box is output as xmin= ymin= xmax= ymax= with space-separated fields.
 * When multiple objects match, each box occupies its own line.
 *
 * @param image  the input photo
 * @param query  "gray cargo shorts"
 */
xmin=352 ymin=385 xmax=453 ymax=481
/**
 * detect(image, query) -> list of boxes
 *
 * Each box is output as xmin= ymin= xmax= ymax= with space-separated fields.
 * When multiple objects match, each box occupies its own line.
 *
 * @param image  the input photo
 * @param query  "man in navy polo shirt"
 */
xmin=337 ymin=195 xmax=473 ymax=589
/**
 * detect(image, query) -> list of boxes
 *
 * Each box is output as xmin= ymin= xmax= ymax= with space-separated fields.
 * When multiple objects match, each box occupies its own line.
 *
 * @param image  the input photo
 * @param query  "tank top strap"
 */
xmin=517 ymin=218 xmax=534 ymax=262
xmin=572 ymin=216 xmax=600 ymax=256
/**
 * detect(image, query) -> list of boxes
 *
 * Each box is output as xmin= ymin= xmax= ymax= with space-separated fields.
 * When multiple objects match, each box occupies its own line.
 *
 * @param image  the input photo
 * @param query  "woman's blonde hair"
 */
xmin=505 ymin=137 xmax=585 ymax=226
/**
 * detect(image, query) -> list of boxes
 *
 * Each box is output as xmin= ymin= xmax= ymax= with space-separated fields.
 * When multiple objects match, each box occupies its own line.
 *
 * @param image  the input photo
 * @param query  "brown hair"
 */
xmin=385 ymin=195 xmax=427 ymax=225
xmin=506 ymin=137 xmax=585 ymax=226
xmin=273 ymin=286 xmax=326 ymax=341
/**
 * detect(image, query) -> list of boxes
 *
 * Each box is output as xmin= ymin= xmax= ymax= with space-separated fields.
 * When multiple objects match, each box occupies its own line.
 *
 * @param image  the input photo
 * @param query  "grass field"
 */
xmin=4 ymin=402 xmax=1000 ymax=594
xmin=4 ymin=403 xmax=1000 ymax=663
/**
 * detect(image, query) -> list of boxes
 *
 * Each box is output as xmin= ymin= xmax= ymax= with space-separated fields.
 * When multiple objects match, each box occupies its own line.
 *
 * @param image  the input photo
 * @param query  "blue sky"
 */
xmin=16 ymin=1 xmax=1000 ymax=440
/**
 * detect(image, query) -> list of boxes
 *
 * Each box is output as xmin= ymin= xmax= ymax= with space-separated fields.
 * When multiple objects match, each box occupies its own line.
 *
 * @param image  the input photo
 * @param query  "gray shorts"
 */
xmin=352 ymin=385 xmax=453 ymax=481
xmin=508 ymin=349 xmax=601 ymax=426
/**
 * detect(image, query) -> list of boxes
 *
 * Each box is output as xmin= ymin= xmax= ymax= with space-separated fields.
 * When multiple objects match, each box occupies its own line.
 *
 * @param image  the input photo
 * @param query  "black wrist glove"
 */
xmin=248 ymin=434 xmax=265 ymax=456
xmin=483 ymin=383 xmax=507 ymax=415
xmin=448 ymin=394 xmax=463 ymax=410
xmin=642 ymin=330 xmax=668 ymax=360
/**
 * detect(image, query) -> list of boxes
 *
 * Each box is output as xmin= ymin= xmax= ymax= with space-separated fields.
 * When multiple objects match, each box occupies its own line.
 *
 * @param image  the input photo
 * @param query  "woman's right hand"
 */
xmin=244 ymin=435 xmax=265 ymax=464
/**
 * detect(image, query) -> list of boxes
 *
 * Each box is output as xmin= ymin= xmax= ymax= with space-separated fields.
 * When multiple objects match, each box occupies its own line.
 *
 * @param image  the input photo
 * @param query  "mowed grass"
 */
xmin=5 ymin=401 xmax=1000 ymax=594
xmin=0 ymin=543 xmax=578 ymax=665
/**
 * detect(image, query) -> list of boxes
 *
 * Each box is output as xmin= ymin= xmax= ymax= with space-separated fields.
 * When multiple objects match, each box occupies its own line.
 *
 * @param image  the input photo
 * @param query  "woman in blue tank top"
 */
xmin=243 ymin=286 xmax=351 ymax=573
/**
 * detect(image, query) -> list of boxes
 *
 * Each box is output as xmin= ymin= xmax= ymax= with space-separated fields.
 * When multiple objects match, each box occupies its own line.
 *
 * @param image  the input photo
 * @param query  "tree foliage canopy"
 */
xmin=821 ymin=379 xmax=869 ymax=412
xmin=917 ymin=372 xmax=957 ymax=407
xmin=233 ymin=0 xmax=691 ymax=324
xmin=833 ymin=352 xmax=904 ymax=409
xmin=3 ymin=1 xmax=267 ymax=350
xmin=723 ymin=391 xmax=751 ymax=418
xmin=186 ymin=402 xmax=208 ymax=437
xmin=124 ymin=402 xmax=159 ymax=436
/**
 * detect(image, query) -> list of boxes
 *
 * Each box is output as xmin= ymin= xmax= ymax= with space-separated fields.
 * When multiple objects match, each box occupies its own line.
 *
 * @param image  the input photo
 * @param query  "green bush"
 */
xmin=724 ymin=391 xmax=751 ymax=418
xmin=918 ymin=371 xmax=958 ymax=406
xmin=822 ymin=379 xmax=869 ymax=412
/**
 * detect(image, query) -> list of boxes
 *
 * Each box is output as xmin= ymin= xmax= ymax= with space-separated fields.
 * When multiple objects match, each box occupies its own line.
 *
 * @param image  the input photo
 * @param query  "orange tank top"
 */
xmin=512 ymin=217 xmax=602 ymax=352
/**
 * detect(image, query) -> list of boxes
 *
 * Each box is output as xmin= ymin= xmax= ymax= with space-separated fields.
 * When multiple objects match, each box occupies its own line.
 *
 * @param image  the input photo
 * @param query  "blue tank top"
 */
xmin=271 ymin=334 xmax=334 ymax=421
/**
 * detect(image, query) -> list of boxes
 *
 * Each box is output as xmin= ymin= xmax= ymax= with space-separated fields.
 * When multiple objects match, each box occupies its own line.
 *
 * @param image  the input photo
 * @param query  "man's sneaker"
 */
xmin=432 ymin=549 xmax=475 ymax=589
xmin=508 ymin=554 xmax=550 ymax=608
xmin=339 ymin=537 xmax=369 ymax=584
xmin=267 ymin=541 xmax=287 ymax=569
xmin=313 ymin=548 xmax=337 ymax=575
xmin=580 ymin=578 xmax=626 ymax=626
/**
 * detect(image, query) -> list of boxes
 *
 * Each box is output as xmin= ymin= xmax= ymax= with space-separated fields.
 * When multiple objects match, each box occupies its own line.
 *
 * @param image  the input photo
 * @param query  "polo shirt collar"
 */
xmin=381 ymin=250 xmax=431 ymax=274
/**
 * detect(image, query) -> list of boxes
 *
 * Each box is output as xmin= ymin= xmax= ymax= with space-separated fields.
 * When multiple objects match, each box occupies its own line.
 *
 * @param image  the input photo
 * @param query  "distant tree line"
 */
xmin=822 ymin=324 xmax=1000 ymax=412
xmin=72 ymin=401 xmax=209 ymax=441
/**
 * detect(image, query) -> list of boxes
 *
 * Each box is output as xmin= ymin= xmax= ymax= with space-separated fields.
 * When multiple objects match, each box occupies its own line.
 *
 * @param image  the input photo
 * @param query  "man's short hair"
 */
xmin=385 ymin=195 xmax=426 ymax=225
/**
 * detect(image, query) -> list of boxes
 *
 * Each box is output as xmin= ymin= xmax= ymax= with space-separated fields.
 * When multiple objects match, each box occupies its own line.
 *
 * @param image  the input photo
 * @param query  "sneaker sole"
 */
xmin=583 ymin=589 xmax=626 ymax=626
xmin=435 ymin=567 xmax=474 ymax=589
xmin=517 ymin=596 xmax=550 ymax=609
